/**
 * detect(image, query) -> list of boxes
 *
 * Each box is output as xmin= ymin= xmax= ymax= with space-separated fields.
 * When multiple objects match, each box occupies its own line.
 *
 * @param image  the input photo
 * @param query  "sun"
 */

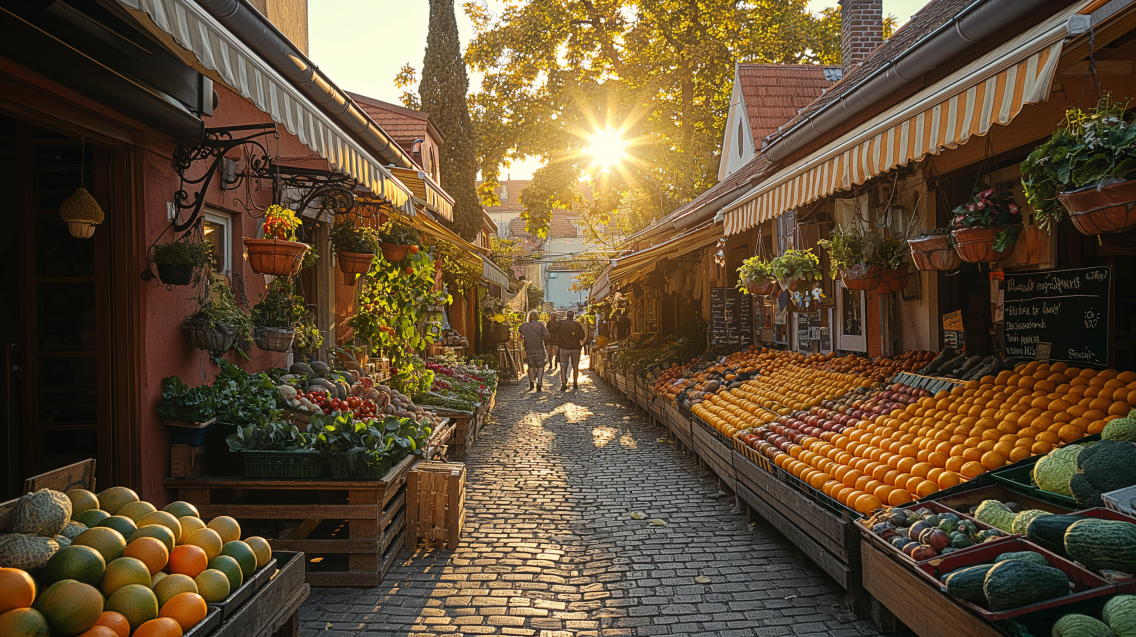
xmin=586 ymin=128 xmax=628 ymax=170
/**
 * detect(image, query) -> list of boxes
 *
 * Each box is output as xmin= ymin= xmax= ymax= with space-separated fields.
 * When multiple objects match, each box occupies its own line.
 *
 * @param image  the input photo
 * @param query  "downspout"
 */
xmin=763 ymin=0 xmax=1080 ymax=163
xmin=197 ymin=0 xmax=415 ymax=169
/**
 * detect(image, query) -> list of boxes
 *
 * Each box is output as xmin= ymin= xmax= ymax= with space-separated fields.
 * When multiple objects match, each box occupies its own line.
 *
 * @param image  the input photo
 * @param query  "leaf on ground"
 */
xmin=325 ymin=623 xmax=335 ymax=630
xmin=649 ymin=518 xmax=667 ymax=526
xmin=657 ymin=438 xmax=675 ymax=443
xmin=630 ymin=511 xmax=646 ymax=519
xmin=784 ymin=595 xmax=797 ymax=600
xmin=694 ymin=576 xmax=712 ymax=584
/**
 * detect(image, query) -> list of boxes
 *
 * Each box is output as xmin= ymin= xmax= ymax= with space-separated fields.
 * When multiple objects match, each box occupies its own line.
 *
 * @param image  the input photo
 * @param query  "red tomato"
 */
xmin=409 ymin=245 xmax=420 ymax=254
xmin=347 ymin=397 xmax=362 ymax=409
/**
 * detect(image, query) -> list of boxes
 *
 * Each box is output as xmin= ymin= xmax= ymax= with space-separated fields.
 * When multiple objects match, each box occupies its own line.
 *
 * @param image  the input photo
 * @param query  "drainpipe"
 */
xmin=197 ymin=0 xmax=415 ymax=169
xmin=763 ymin=0 xmax=1080 ymax=163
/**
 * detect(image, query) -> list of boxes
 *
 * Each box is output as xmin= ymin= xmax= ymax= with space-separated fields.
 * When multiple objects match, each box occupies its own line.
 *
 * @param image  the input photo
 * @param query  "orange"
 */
xmin=944 ymin=456 xmax=966 ymax=473
xmin=903 ymin=474 xmax=925 ymax=492
xmin=842 ymin=470 xmax=864 ymax=489
xmin=854 ymin=494 xmax=882 ymax=515
xmin=159 ymin=592 xmax=207 ymax=631
xmin=926 ymin=468 xmax=944 ymax=485
xmin=873 ymin=484 xmax=895 ymax=502
xmin=927 ymin=452 xmax=949 ymax=468
xmin=167 ymin=545 xmax=209 ymax=579
xmin=78 ymin=627 xmax=121 ymax=637
xmin=1009 ymin=446 xmax=1031 ymax=463
xmin=888 ymin=489 xmax=914 ymax=506
xmin=132 ymin=617 xmax=183 ymax=637
xmin=937 ymin=471 xmax=961 ymax=490
xmin=1087 ymin=420 xmax=1107 ymax=435
xmin=960 ymin=461 xmax=986 ymax=479
xmin=0 ymin=567 xmax=37 ymax=614
xmin=896 ymin=457 xmax=917 ymax=473
xmin=94 ymin=612 xmax=131 ymax=637
xmin=980 ymin=450 xmax=1006 ymax=471
xmin=124 ymin=537 xmax=169 ymax=576
xmin=910 ymin=462 xmax=932 ymax=479
xmin=854 ymin=475 xmax=875 ymax=492
xmin=1032 ymin=440 xmax=1054 ymax=455
xmin=915 ymin=480 xmax=939 ymax=498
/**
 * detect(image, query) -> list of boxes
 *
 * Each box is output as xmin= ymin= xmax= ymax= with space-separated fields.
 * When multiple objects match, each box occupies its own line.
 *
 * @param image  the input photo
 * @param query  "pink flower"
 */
xmin=976 ymin=201 xmax=985 ymax=209
xmin=980 ymin=189 xmax=994 ymax=198
xmin=968 ymin=204 xmax=976 ymax=212
xmin=1009 ymin=203 xmax=1020 ymax=214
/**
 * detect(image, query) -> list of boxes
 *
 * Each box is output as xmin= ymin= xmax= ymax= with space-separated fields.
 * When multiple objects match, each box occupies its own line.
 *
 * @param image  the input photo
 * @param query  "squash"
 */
xmin=920 ymin=529 xmax=951 ymax=552
xmin=1026 ymin=515 xmax=1081 ymax=556
xmin=975 ymin=500 xmax=1017 ymax=533
xmin=12 ymin=490 xmax=72 ymax=537
xmin=1053 ymin=614 xmax=1115 ymax=637
xmin=910 ymin=545 xmax=937 ymax=561
xmin=939 ymin=518 xmax=959 ymax=534
xmin=994 ymin=551 xmax=1049 ymax=566
xmin=1103 ymin=595 xmax=1136 ymax=637
xmin=1065 ymin=519 xmax=1136 ymax=573
xmin=943 ymin=564 xmax=992 ymax=603
xmin=1033 ymin=445 xmax=1084 ymax=497
xmin=1012 ymin=510 xmax=1050 ymax=536
xmin=1104 ymin=417 xmax=1136 ymax=442
xmin=983 ymin=559 xmax=1070 ymax=610
xmin=949 ymin=532 xmax=973 ymax=550
xmin=0 ymin=533 xmax=61 ymax=570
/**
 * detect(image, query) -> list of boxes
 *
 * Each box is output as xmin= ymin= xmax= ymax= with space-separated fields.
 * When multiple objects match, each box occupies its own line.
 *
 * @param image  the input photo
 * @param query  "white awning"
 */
xmin=722 ymin=1 xmax=1088 ymax=236
xmin=482 ymin=258 xmax=510 ymax=288
xmin=117 ymin=0 xmax=415 ymax=215
xmin=589 ymin=266 xmax=611 ymax=302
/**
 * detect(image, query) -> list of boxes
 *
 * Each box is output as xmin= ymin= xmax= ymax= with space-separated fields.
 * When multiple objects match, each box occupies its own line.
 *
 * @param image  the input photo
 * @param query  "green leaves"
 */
xmin=157 ymin=376 xmax=215 ymax=423
xmin=225 ymin=415 xmax=310 ymax=451
xmin=211 ymin=358 xmax=279 ymax=425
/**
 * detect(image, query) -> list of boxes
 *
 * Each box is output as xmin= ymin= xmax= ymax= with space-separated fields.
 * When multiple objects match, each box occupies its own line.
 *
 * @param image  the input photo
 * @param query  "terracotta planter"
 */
xmin=254 ymin=326 xmax=296 ymax=352
xmin=156 ymin=264 xmax=194 ymax=286
xmin=1058 ymin=179 xmax=1136 ymax=235
xmin=909 ymin=233 xmax=961 ymax=271
xmin=381 ymin=243 xmax=409 ymax=262
xmin=841 ymin=263 xmax=885 ymax=290
xmin=876 ymin=263 xmax=910 ymax=294
xmin=243 ymin=238 xmax=309 ymax=277
xmin=337 ymin=251 xmax=375 ymax=276
xmin=951 ymin=226 xmax=1020 ymax=263
xmin=745 ymin=279 xmax=778 ymax=296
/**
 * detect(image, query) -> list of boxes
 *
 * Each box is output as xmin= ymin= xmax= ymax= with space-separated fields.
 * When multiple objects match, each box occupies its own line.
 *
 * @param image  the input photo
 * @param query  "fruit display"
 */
xmin=0 ymin=487 xmax=275 ymax=636
xmin=918 ymin=347 xmax=1029 ymax=381
xmin=863 ymin=505 xmax=1008 ymax=562
xmin=419 ymin=356 xmax=499 ymax=412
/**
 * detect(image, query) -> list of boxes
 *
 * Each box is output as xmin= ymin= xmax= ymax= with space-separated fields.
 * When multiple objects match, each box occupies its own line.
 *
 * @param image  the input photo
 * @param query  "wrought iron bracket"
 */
xmin=171 ymin=123 xmax=278 ymax=232
xmin=274 ymin=164 xmax=394 ymax=224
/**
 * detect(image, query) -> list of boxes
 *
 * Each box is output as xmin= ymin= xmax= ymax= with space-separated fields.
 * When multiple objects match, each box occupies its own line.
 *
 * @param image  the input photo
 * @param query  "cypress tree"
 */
xmin=420 ymin=0 xmax=481 ymax=240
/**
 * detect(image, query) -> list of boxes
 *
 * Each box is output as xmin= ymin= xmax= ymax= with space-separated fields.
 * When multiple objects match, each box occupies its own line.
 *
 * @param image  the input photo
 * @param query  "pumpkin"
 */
xmin=12 ymin=490 xmax=72 ymax=537
xmin=0 ymin=533 xmax=61 ymax=570
xmin=920 ymin=528 xmax=951 ymax=552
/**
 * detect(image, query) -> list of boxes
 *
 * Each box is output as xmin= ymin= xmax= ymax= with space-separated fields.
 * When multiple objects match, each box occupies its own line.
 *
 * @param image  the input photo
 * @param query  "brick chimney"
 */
xmin=840 ymin=0 xmax=883 ymax=73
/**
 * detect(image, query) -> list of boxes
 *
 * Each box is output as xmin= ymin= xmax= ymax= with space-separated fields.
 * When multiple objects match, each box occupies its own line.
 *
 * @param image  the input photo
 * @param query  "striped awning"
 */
xmin=390 ymin=167 xmax=454 ymax=222
xmin=117 ymin=0 xmax=414 ymax=215
xmin=722 ymin=2 xmax=1086 ymax=236
xmin=588 ymin=266 xmax=611 ymax=302
xmin=482 ymin=258 xmax=511 ymax=288
xmin=609 ymin=222 xmax=720 ymax=287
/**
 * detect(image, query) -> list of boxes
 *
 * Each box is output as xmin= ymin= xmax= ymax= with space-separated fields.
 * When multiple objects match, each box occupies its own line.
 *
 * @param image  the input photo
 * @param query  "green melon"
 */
xmin=52 ymin=536 xmax=70 ymax=548
xmin=994 ymin=551 xmax=1050 ymax=566
xmin=12 ymin=490 xmax=71 ymax=537
xmin=69 ymin=527 xmax=127 ymax=563
xmin=943 ymin=564 xmax=992 ymax=603
xmin=95 ymin=516 xmax=137 ymax=538
xmin=71 ymin=510 xmax=110 ymax=529
xmin=128 ymin=525 xmax=176 ymax=553
xmin=114 ymin=501 xmax=156 ymax=524
xmin=208 ymin=555 xmax=243 ymax=593
xmin=0 ymin=533 xmax=60 ymax=570
xmin=1011 ymin=510 xmax=1050 ymax=536
xmin=1104 ymin=417 xmax=1136 ymax=442
xmin=1104 ymin=594 xmax=1136 ymax=637
xmin=60 ymin=521 xmax=87 ymax=541
xmin=975 ymin=500 xmax=1017 ymax=532
xmin=65 ymin=490 xmax=99 ymax=516
xmin=99 ymin=557 xmax=152 ymax=598
xmin=982 ymin=559 xmax=1070 ymax=610
xmin=96 ymin=487 xmax=138 ymax=516
xmin=162 ymin=501 xmax=200 ymax=519
xmin=220 ymin=540 xmax=257 ymax=578
xmin=31 ymin=579 xmax=103 ymax=636
xmin=104 ymin=584 xmax=158 ymax=631
xmin=0 ymin=608 xmax=50 ymax=637
xmin=1053 ymin=614 xmax=1115 ymax=637
xmin=152 ymin=573 xmax=198 ymax=608
xmin=41 ymin=545 xmax=105 ymax=587
xmin=1065 ymin=519 xmax=1136 ymax=573
xmin=1033 ymin=445 xmax=1084 ymax=497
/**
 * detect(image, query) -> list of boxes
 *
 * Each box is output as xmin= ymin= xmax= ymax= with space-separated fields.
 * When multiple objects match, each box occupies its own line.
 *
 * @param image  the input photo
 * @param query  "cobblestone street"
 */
xmin=300 ymin=362 xmax=883 ymax=637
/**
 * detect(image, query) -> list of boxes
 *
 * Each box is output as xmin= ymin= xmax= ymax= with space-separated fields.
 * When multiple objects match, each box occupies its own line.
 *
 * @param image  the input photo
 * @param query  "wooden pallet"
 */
xmin=211 ymin=551 xmax=310 ymax=637
xmin=405 ymin=461 xmax=466 ymax=550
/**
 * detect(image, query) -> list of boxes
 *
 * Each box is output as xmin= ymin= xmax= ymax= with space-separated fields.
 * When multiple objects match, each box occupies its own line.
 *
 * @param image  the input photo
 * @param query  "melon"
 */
xmin=1053 ymin=614 xmax=1115 ymax=637
xmin=42 ymin=545 xmax=105 ymax=587
xmin=1104 ymin=418 xmax=1136 ymax=442
xmin=0 ymin=533 xmax=60 ymax=570
xmin=1065 ymin=519 xmax=1136 ymax=573
xmin=65 ymin=490 xmax=99 ymax=516
xmin=1033 ymin=445 xmax=1084 ymax=497
xmin=54 ymin=536 xmax=70 ymax=547
xmin=128 ymin=525 xmax=176 ymax=554
xmin=208 ymin=555 xmax=243 ymax=593
xmin=220 ymin=541 xmax=257 ymax=578
xmin=99 ymin=557 xmax=152 ymax=598
xmin=974 ymin=500 xmax=1016 ymax=533
xmin=161 ymin=502 xmax=200 ymax=519
xmin=114 ymin=502 xmax=156 ymax=524
xmin=943 ymin=564 xmax=992 ymax=603
xmin=13 ymin=490 xmax=71 ymax=537
xmin=0 ymin=608 xmax=50 ymax=637
xmin=95 ymin=516 xmax=137 ymax=539
xmin=152 ymin=574 xmax=198 ymax=608
xmin=60 ymin=522 xmax=88 ymax=541
xmin=96 ymin=488 xmax=138 ymax=517
xmin=72 ymin=510 xmax=110 ymax=529
xmin=32 ymin=579 xmax=103 ymax=636
xmin=983 ymin=560 xmax=1070 ymax=610
xmin=70 ymin=527 xmax=127 ymax=564
xmin=994 ymin=551 xmax=1049 ymax=566
xmin=104 ymin=584 xmax=158 ymax=631
xmin=1103 ymin=594 xmax=1136 ymax=637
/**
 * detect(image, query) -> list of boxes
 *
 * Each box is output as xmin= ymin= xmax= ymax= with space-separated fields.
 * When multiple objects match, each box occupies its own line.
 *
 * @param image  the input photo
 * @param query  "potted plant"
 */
xmin=819 ymin=226 xmax=885 ymax=290
xmin=769 ymin=248 xmax=824 ymax=308
xmin=950 ymin=187 xmax=1023 ymax=263
xmin=735 ymin=256 xmax=777 ymax=296
xmin=243 ymin=205 xmax=309 ymax=276
xmin=1022 ymin=93 xmax=1136 ymax=235
xmin=151 ymin=240 xmax=213 ymax=286
xmin=185 ymin=279 xmax=252 ymax=353
xmin=250 ymin=280 xmax=297 ymax=352
xmin=874 ymin=238 xmax=910 ymax=294
xmin=379 ymin=222 xmax=419 ymax=263
xmin=908 ymin=228 xmax=961 ymax=271
xmin=330 ymin=223 xmax=379 ymax=275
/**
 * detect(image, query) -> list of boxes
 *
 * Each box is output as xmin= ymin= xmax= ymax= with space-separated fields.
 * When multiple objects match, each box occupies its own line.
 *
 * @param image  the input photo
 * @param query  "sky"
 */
xmin=309 ymin=0 xmax=931 ymax=180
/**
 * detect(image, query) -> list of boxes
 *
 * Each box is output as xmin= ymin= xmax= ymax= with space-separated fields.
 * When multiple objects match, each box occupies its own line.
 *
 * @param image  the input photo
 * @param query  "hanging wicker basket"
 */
xmin=909 ymin=233 xmax=961 ymax=271
xmin=337 ymin=251 xmax=375 ymax=276
xmin=951 ymin=226 xmax=1020 ymax=263
xmin=243 ymin=238 xmax=309 ymax=277
xmin=1058 ymin=179 xmax=1136 ymax=235
xmin=841 ymin=263 xmax=885 ymax=290
xmin=876 ymin=263 xmax=910 ymax=294
xmin=185 ymin=318 xmax=238 ymax=352
xmin=253 ymin=326 xmax=296 ymax=352
xmin=157 ymin=264 xmax=195 ymax=286
xmin=380 ymin=243 xmax=409 ymax=262
xmin=745 ymin=279 xmax=779 ymax=296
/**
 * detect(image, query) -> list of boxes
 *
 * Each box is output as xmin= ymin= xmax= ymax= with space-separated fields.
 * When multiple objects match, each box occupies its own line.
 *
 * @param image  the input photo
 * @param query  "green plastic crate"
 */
xmin=326 ymin=453 xmax=390 ymax=479
xmin=988 ymin=434 xmax=1102 ymax=509
xmin=241 ymin=451 xmax=328 ymax=478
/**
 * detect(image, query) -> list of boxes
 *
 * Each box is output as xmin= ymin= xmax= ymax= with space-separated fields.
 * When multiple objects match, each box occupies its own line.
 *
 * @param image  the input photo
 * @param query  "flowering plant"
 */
xmin=951 ymin=187 xmax=1022 ymax=253
xmin=263 ymin=205 xmax=302 ymax=241
xmin=735 ymin=256 xmax=775 ymax=294
xmin=769 ymin=248 xmax=825 ymax=308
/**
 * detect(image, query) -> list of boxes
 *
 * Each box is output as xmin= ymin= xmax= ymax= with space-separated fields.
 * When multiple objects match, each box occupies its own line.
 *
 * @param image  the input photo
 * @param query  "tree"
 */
xmin=464 ymin=0 xmax=841 ymax=238
xmin=420 ymin=0 xmax=482 ymax=240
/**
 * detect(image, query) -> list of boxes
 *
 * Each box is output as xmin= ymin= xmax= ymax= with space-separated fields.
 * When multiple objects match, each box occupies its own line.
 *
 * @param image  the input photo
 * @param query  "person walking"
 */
xmin=557 ymin=310 xmax=586 ymax=391
xmin=519 ymin=311 xmax=551 ymax=391
xmin=546 ymin=314 xmax=560 ymax=371
xmin=583 ymin=316 xmax=594 ymax=356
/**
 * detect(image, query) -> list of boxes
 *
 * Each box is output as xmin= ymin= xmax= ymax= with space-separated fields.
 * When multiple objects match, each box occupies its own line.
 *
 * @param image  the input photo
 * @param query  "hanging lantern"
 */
xmin=59 ymin=187 xmax=104 ymax=238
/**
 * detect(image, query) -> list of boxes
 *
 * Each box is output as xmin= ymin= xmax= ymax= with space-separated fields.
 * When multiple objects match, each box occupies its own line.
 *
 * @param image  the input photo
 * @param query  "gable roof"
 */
xmin=507 ymin=216 xmax=579 ymax=240
xmin=737 ymin=64 xmax=841 ymax=143
xmin=347 ymin=92 xmax=445 ymax=148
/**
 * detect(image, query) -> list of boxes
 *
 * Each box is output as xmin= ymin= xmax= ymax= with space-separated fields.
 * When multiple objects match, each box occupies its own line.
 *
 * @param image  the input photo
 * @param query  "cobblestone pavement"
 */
xmin=301 ymin=361 xmax=883 ymax=637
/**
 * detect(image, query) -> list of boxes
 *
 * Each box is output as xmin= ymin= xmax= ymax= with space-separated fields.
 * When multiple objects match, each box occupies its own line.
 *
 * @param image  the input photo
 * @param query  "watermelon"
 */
xmin=1012 ymin=510 xmax=1050 ymax=536
xmin=1026 ymin=515 xmax=1081 ymax=556
xmin=943 ymin=564 xmax=992 ymax=603
xmin=1033 ymin=446 xmax=1084 ymax=497
xmin=1065 ymin=519 xmax=1136 ymax=573
xmin=975 ymin=500 xmax=1016 ymax=532
xmin=982 ymin=560 xmax=1070 ymax=610
xmin=1053 ymin=614 xmax=1114 ymax=637
xmin=995 ymin=551 xmax=1050 ymax=566
xmin=1103 ymin=594 xmax=1136 ymax=637
xmin=12 ymin=490 xmax=71 ymax=537
xmin=0 ymin=533 xmax=60 ymax=570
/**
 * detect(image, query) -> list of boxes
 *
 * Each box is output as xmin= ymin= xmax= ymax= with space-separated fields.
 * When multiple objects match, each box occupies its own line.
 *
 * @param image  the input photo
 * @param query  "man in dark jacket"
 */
xmin=546 ymin=314 xmax=560 ymax=371
xmin=557 ymin=310 xmax=586 ymax=391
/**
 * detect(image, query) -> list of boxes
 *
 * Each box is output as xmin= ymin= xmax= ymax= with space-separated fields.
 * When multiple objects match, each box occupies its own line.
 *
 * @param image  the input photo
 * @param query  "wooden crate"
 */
xmin=171 ymin=444 xmax=207 ymax=478
xmin=440 ymin=411 xmax=475 ymax=459
xmin=405 ymin=461 xmax=466 ymax=550
xmin=691 ymin=418 xmax=736 ymax=490
xmin=165 ymin=455 xmax=413 ymax=587
xmin=210 ymin=550 xmax=310 ymax=637
xmin=2 ymin=460 xmax=99 ymax=531
xmin=664 ymin=402 xmax=692 ymax=449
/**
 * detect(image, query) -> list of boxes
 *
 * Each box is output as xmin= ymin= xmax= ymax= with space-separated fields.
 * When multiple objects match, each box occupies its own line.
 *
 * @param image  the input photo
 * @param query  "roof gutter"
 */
xmin=628 ymin=172 xmax=762 ymax=242
xmin=196 ymin=0 xmax=415 ymax=169
xmin=763 ymin=0 xmax=1078 ymax=163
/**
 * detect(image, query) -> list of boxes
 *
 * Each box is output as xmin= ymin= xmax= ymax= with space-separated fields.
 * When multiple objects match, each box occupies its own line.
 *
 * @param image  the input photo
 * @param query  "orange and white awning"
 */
xmin=722 ymin=1 xmax=1088 ymax=236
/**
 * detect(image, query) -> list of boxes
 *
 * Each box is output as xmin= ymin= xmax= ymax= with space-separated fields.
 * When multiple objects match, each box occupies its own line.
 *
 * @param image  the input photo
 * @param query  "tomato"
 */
xmin=409 ymin=244 xmax=420 ymax=254
xmin=322 ymin=408 xmax=331 ymax=415
xmin=347 ymin=397 xmax=362 ymax=409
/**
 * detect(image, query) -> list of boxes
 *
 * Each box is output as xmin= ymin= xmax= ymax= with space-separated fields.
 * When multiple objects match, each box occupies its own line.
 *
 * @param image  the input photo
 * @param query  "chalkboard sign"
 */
xmin=710 ymin=288 xmax=730 ymax=345
xmin=1002 ymin=266 xmax=1111 ymax=367
xmin=738 ymin=290 xmax=754 ymax=345
xmin=710 ymin=287 xmax=754 ymax=345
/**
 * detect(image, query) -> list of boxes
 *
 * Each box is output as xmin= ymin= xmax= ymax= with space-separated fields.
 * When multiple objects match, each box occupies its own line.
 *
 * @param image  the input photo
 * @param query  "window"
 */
xmin=500 ymin=183 xmax=509 ymax=201
xmin=835 ymin=283 xmax=867 ymax=352
xmin=203 ymin=210 xmax=232 ymax=273
xmin=738 ymin=121 xmax=745 ymax=157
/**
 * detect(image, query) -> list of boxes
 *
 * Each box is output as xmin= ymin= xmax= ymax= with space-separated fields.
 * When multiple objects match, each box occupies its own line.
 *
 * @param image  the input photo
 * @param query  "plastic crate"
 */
xmin=913 ymin=537 xmax=1117 ymax=621
xmin=326 ymin=453 xmax=390 ymax=479
xmin=987 ymin=434 xmax=1101 ymax=509
xmin=241 ymin=451 xmax=328 ymax=478
xmin=1103 ymin=484 xmax=1136 ymax=517
xmin=860 ymin=500 xmax=1004 ymax=565
xmin=929 ymin=484 xmax=1075 ymax=517
xmin=1000 ymin=594 xmax=1112 ymax=637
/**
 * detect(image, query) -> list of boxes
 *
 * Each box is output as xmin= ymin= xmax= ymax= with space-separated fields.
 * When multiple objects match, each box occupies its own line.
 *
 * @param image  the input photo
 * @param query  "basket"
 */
xmin=157 ymin=264 xmax=195 ymax=286
xmin=951 ymin=226 xmax=1020 ymax=263
xmin=243 ymin=238 xmax=309 ymax=277
xmin=909 ymin=232 xmax=962 ymax=271
xmin=380 ymin=243 xmax=409 ymax=262
xmin=841 ymin=263 xmax=885 ymax=290
xmin=1059 ymin=179 xmax=1136 ymax=235
xmin=745 ymin=279 xmax=778 ymax=296
xmin=326 ymin=453 xmax=391 ymax=479
xmin=253 ymin=326 xmax=295 ymax=352
xmin=185 ymin=318 xmax=238 ymax=352
xmin=337 ymin=251 xmax=375 ymax=276
xmin=876 ymin=263 xmax=910 ymax=294
xmin=241 ymin=451 xmax=328 ymax=478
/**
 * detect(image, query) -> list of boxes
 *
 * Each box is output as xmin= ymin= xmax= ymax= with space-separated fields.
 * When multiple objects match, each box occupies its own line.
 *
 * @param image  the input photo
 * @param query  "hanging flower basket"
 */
xmin=876 ymin=263 xmax=910 ymax=294
xmin=1058 ymin=179 xmax=1136 ymax=235
xmin=380 ymin=243 xmax=409 ymax=263
xmin=337 ymin=251 xmax=375 ymax=276
xmin=951 ymin=226 xmax=1021 ymax=263
xmin=156 ymin=264 xmax=195 ymax=286
xmin=840 ymin=263 xmax=885 ymax=290
xmin=243 ymin=238 xmax=309 ymax=277
xmin=745 ymin=278 xmax=779 ymax=296
xmin=253 ymin=326 xmax=296 ymax=352
xmin=909 ymin=232 xmax=961 ymax=271
xmin=185 ymin=318 xmax=238 ymax=352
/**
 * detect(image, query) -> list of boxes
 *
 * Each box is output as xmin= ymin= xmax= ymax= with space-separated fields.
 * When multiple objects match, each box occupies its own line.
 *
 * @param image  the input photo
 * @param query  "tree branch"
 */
xmin=579 ymin=0 xmax=626 ymax=76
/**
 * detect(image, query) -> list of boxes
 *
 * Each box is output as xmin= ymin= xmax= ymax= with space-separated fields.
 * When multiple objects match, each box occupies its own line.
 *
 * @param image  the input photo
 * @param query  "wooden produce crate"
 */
xmin=636 ymin=381 xmax=650 ymax=412
xmin=1 ymin=460 xmax=99 ymax=531
xmin=171 ymin=444 xmax=207 ymax=478
xmin=405 ymin=461 xmax=466 ymax=550
xmin=614 ymin=372 xmax=627 ymax=396
xmin=664 ymin=401 xmax=692 ymax=449
xmin=691 ymin=417 xmax=735 ymax=490
xmin=165 ymin=455 xmax=413 ymax=587
xmin=209 ymin=550 xmax=310 ymax=637
xmin=435 ymin=410 xmax=475 ymax=460
xmin=733 ymin=447 xmax=861 ymax=591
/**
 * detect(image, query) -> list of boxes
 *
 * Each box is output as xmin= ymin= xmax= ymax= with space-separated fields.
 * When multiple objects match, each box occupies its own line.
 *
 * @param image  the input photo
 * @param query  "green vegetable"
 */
xmin=157 ymin=376 xmax=215 ymax=424
xmin=1033 ymin=445 xmax=1085 ymax=497
xmin=994 ymin=551 xmax=1050 ymax=566
xmin=1064 ymin=519 xmax=1136 ymax=573
xmin=1026 ymin=515 xmax=1082 ymax=556
xmin=983 ymin=560 xmax=1071 ymax=610
xmin=975 ymin=500 xmax=1017 ymax=532
xmin=1104 ymin=418 xmax=1136 ymax=442
xmin=1012 ymin=510 xmax=1051 ymax=536
xmin=1052 ymin=614 xmax=1115 ymax=637
xmin=1103 ymin=594 xmax=1136 ymax=637
xmin=1070 ymin=473 xmax=1106 ymax=509
xmin=211 ymin=357 xmax=278 ymax=425
xmin=949 ymin=532 xmax=973 ymax=549
xmin=943 ymin=564 xmax=992 ymax=603
xmin=1080 ymin=441 xmax=1136 ymax=493
xmin=225 ymin=416 xmax=311 ymax=451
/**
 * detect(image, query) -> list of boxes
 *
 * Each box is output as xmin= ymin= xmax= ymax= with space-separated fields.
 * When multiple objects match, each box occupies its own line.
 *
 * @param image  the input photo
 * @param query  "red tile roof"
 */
xmin=737 ymin=64 xmax=841 ymax=143
xmin=346 ymin=92 xmax=443 ymax=152
xmin=506 ymin=217 xmax=579 ymax=239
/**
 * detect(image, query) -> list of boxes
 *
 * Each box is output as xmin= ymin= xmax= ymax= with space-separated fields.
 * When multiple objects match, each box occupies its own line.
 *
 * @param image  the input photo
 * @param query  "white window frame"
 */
xmin=836 ymin=282 xmax=868 ymax=352
xmin=203 ymin=209 xmax=232 ymax=274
